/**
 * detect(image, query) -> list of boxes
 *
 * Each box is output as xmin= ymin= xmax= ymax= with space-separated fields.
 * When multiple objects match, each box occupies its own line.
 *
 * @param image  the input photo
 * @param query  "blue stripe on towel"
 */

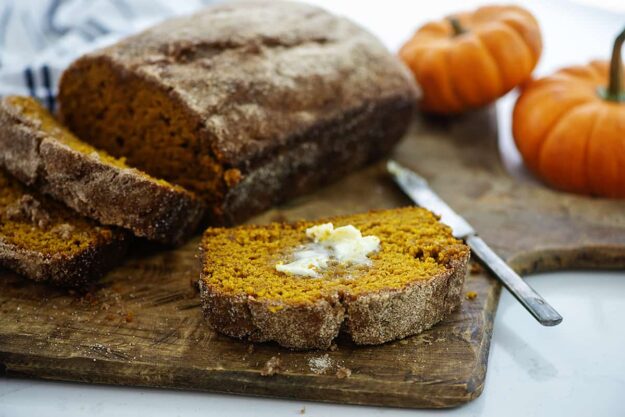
xmin=86 ymin=18 xmax=109 ymax=36
xmin=41 ymin=65 xmax=55 ymax=112
xmin=45 ymin=0 xmax=66 ymax=36
xmin=24 ymin=67 xmax=36 ymax=99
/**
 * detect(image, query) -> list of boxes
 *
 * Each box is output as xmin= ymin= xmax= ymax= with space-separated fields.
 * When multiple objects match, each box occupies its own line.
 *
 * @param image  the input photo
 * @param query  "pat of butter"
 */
xmin=275 ymin=223 xmax=380 ymax=278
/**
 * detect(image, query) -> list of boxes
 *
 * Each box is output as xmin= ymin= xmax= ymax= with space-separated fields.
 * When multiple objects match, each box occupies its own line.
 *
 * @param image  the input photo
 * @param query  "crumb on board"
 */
xmin=269 ymin=212 xmax=288 ymax=223
xmin=81 ymin=292 xmax=97 ymax=305
xmin=299 ymin=406 xmax=306 ymax=414
xmin=335 ymin=366 xmax=352 ymax=379
xmin=466 ymin=291 xmax=478 ymax=300
xmin=260 ymin=356 xmax=282 ymax=376
xmin=308 ymin=354 xmax=332 ymax=374
xmin=470 ymin=262 xmax=483 ymax=274
xmin=124 ymin=311 xmax=134 ymax=322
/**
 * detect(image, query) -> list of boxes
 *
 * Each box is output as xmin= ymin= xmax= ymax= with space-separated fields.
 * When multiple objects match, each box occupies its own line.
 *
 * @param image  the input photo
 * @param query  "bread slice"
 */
xmin=0 ymin=169 xmax=127 ymax=286
xmin=0 ymin=96 xmax=205 ymax=245
xmin=57 ymin=0 xmax=417 ymax=224
xmin=199 ymin=207 xmax=470 ymax=350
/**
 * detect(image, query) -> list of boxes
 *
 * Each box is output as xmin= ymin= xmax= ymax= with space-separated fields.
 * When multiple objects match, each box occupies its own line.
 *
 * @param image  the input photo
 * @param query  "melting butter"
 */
xmin=275 ymin=223 xmax=380 ymax=278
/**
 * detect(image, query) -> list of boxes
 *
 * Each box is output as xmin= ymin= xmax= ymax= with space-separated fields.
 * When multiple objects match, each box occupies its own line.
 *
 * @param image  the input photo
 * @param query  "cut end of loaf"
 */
xmin=57 ymin=56 xmax=228 ymax=209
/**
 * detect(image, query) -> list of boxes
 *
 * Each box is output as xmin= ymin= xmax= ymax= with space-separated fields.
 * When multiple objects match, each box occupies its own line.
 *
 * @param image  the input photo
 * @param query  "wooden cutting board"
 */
xmin=1 ymin=107 xmax=624 ymax=408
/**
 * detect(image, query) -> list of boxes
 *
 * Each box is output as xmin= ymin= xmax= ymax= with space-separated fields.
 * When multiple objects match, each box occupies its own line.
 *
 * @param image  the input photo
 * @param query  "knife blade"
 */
xmin=387 ymin=160 xmax=562 ymax=326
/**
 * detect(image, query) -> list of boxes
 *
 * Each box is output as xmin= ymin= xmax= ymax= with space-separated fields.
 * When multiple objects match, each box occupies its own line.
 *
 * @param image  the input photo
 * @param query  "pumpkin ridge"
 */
xmin=515 ymin=89 xmax=594 ymax=167
xmin=473 ymin=24 xmax=519 ymax=93
xmin=446 ymin=37 xmax=490 ymax=106
xmin=586 ymin=106 xmax=624 ymax=197
xmin=473 ymin=33 xmax=505 ymax=99
xmin=469 ymin=34 xmax=504 ymax=104
xmin=414 ymin=49 xmax=448 ymax=112
xmin=585 ymin=106 xmax=606 ymax=195
xmin=497 ymin=16 xmax=541 ymax=63
xmin=489 ymin=22 xmax=536 ymax=88
xmin=536 ymin=102 xmax=598 ymax=188
xmin=441 ymin=48 xmax=464 ymax=111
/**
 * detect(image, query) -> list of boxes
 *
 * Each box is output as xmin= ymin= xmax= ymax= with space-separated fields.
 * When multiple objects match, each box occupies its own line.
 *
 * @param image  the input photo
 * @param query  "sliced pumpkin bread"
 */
xmin=199 ymin=207 xmax=470 ymax=350
xmin=0 ymin=169 xmax=127 ymax=286
xmin=56 ymin=1 xmax=416 ymax=224
xmin=0 ymin=96 xmax=205 ymax=245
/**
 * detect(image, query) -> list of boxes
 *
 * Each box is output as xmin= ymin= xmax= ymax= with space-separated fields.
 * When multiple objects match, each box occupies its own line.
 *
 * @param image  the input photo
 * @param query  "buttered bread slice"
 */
xmin=0 ymin=169 xmax=127 ymax=286
xmin=199 ymin=207 xmax=470 ymax=350
xmin=0 ymin=96 xmax=204 ymax=245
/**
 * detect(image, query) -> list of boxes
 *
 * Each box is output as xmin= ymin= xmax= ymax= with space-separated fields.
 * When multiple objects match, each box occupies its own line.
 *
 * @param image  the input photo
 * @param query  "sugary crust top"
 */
xmin=77 ymin=0 xmax=417 ymax=166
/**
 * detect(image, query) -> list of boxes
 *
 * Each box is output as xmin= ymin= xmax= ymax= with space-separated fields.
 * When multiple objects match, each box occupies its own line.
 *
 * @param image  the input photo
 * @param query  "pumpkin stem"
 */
xmin=448 ymin=17 xmax=465 ymax=37
xmin=606 ymin=26 xmax=625 ymax=102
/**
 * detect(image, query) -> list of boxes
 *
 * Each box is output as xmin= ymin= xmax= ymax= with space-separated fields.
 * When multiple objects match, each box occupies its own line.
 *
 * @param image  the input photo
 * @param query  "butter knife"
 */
xmin=387 ymin=160 xmax=562 ymax=326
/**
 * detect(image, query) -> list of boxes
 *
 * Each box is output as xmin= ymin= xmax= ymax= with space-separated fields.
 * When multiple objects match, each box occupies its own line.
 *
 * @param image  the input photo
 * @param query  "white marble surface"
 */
xmin=2 ymin=1 xmax=625 ymax=416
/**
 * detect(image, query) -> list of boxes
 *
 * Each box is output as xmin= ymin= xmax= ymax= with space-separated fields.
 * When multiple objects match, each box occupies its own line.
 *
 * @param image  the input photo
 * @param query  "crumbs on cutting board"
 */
xmin=308 ymin=354 xmax=333 ymax=374
xmin=260 ymin=356 xmax=282 ymax=376
xmin=470 ymin=262 xmax=483 ymax=274
xmin=335 ymin=366 xmax=352 ymax=379
xmin=307 ymin=353 xmax=353 ymax=378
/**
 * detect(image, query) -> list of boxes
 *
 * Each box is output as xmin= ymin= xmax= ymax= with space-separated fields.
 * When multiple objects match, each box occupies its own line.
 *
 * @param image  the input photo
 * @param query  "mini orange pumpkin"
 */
xmin=513 ymin=27 xmax=625 ymax=198
xmin=399 ymin=5 xmax=542 ymax=114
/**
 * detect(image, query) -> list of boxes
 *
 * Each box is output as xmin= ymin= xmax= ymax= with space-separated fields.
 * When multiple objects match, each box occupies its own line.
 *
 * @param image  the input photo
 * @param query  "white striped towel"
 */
xmin=0 ymin=0 xmax=218 ymax=111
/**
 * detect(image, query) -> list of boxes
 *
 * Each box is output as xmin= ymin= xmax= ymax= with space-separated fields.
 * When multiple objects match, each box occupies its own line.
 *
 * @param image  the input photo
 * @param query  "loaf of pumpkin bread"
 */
xmin=57 ymin=0 xmax=417 ymax=224
xmin=0 ymin=96 xmax=205 ymax=245
xmin=0 ymin=169 xmax=127 ymax=286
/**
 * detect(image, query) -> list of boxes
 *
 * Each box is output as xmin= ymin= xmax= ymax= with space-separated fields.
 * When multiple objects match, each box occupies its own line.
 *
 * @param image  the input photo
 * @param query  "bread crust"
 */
xmin=199 ymin=281 xmax=346 ymax=349
xmin=0 ymin=230 xmax=127 ymax=287
xmin=344 ymin=253 xmax=469 ymax=345
xmin=199 ymin=229 xmax=470 ymax=350
xmin=0 ymin=98 xmax=205 ymax=245
xmin=218 ymin=96 xmax=415 ymax=224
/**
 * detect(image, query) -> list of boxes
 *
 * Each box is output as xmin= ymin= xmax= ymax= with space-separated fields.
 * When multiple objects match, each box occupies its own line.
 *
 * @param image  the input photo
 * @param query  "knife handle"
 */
xmin=466 ymin=235 xmax=563 ymax=326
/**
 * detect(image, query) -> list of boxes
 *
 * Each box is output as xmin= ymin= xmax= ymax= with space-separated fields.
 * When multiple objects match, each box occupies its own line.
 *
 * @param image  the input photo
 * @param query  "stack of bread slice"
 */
xmin=0 ymin=96 xmax=205 ymax=285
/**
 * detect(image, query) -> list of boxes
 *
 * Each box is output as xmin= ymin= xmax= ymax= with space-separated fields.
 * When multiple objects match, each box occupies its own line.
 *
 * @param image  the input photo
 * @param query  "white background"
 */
xmin=2 ymin=1 xmax=625 ymax=416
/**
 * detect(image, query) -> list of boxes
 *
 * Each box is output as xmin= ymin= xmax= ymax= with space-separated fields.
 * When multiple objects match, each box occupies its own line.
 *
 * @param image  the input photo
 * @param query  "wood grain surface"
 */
xmin=1 ymin=107 xmax=624 ymax=408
